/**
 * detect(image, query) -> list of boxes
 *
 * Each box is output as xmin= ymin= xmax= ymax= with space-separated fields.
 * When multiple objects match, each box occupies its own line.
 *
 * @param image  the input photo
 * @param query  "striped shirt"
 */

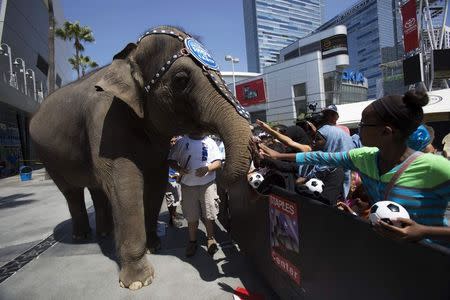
xmin=296 ymin=147 xmax=450 ymax=231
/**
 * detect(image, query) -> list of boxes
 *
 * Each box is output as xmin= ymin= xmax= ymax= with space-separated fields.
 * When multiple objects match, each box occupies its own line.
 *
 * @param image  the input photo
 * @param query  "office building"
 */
xmin=317 ymin=0 xmax=403 ymax=99
xmin=243 ymin=0 xmax=324 ymax=73
xmin=235 ymin=25 xmax=368 ymax=125
xmin=0 ymin=0 xmax=72 ymax=177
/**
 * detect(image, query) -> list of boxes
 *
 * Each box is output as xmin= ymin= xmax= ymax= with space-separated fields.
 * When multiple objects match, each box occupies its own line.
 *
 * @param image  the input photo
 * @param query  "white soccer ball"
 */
xmin=248 ymin=172 xmax=264 ymax=189
xmin=304 ymin=178 xmax=324 ymax=196
xmin=369 ymin=201 xmax=410 ymax=227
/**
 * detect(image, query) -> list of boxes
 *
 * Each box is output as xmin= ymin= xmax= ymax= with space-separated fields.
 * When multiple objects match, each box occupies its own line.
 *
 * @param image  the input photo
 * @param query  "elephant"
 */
xmin=30 ymin=26 xmax=253 ymax=290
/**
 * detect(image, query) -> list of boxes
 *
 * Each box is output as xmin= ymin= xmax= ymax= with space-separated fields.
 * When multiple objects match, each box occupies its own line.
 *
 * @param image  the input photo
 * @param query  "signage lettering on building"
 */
xmin=332 ymin=0 xmax=375 ymax=24
xmin=342 ymin=70 xmax=365 ymax=85
xmin=321 ymin=34 xmax=348 ymax=59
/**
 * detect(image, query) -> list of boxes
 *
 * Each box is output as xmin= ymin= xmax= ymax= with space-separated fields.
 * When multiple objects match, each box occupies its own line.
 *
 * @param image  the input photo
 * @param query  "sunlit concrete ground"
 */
xmin=0 ymin=169 xmax=276 ymax=299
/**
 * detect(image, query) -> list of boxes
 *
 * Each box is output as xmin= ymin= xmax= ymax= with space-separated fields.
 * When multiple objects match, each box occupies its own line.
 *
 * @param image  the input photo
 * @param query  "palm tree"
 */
xmin=68 ymin=55 xmax=98 ymax=76
xmin=79 ymin=55 xmax=98 ymax=76
xmin=55 ymin=21 xmax=95 ymax=78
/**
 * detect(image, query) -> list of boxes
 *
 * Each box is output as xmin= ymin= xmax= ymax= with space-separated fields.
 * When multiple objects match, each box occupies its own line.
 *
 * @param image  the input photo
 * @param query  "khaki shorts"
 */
xmin=181 ymin=181 xmax=219 ymax=222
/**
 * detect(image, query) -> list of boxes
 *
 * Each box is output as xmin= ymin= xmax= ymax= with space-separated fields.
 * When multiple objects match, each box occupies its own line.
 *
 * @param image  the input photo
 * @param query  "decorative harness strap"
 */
xmin=137 ymin=27 xmax=250 ymax=120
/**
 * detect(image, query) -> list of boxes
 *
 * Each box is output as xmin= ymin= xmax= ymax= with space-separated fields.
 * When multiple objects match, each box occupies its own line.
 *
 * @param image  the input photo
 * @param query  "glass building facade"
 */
xmin=0 ymin=0 xmax=72 ymax=177
xmin=243 ymin=0 xmax=324 ymax=73
xmin=317 ymin=0 xmax=403 ymax=99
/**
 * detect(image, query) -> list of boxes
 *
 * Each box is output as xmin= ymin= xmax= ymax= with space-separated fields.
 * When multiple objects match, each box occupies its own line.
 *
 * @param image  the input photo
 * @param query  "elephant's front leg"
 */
xmin=144 ymin=165 xmax=168 ymax=253
xmin=109 ymin=159 xmax=154 ymax=290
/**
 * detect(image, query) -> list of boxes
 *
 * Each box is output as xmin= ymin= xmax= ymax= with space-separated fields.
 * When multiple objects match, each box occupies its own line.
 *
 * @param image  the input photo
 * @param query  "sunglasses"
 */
xmin=357 ymin=122 xmax=381 ymax=128
xmin=357 ymin=122 xmax=383 ymax=135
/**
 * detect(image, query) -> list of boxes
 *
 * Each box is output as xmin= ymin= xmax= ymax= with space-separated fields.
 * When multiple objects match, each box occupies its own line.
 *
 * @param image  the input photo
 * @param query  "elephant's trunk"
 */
xmin=203 ymin=93 xmax=252 ymax=187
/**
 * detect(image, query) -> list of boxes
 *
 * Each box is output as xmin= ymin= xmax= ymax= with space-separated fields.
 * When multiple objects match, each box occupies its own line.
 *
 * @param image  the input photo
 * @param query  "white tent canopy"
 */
xmin=336 ymin=88 xmax=450 ymax=127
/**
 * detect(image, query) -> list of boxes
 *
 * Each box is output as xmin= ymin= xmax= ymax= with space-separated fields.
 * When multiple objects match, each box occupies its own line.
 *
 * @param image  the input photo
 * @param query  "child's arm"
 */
xmin=259 ymin=143 xmax=356 ymax=170
xmin=256 ymin=119 xmax=312 ymax=152
xmin=374 ymin=218 xmax=450 ymax=242
xmin=195 ymin=160 xmax=222 ymax=177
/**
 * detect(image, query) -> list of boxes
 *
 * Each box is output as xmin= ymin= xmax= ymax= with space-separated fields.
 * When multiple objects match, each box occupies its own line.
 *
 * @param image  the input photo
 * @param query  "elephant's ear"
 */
xmin=95 ymin=43 xmax=144 ymax=118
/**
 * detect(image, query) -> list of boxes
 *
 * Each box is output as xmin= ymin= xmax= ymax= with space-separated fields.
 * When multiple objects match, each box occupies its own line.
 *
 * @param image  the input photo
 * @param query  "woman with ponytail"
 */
xmin=259 ymin=90 xmax=450 ymax=247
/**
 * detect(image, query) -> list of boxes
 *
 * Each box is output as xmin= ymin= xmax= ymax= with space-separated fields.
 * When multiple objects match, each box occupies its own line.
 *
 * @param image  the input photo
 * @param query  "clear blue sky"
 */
xmin=60 ymin=0 xmax=448 ymax=74
xmin=60 ymin=0 xmax=358 ymax=74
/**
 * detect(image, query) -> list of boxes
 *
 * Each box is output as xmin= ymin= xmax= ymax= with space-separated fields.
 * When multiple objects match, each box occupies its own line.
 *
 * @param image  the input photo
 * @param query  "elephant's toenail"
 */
xmin=129 ymin=281 xmax=143 ymax=290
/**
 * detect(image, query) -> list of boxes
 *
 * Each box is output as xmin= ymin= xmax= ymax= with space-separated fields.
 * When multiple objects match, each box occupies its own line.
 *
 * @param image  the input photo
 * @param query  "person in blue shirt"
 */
xmin=259 ymin=90 xmax=450 ymax=247
xmin=308 ymin=124 xmax=355 ymax=200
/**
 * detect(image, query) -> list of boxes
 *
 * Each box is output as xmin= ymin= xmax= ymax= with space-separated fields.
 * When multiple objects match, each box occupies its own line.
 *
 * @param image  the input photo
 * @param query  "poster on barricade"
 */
xmin=269 ymin=194 xmax=301 ymax=285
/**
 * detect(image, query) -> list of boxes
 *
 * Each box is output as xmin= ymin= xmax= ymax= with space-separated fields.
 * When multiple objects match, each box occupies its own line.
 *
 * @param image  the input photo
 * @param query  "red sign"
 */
xmin=235 ymin=78 xmax=266 ymax=107
xmin=401 ymin=0 xmax=419 ymax=52
xmin=271 ymin=250 xmax=301 ymax=285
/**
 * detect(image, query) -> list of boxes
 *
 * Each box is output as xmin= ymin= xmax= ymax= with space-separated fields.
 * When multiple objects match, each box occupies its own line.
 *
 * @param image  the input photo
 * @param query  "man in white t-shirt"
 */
xmin=168 ymin=132 xmax=222 ymax=257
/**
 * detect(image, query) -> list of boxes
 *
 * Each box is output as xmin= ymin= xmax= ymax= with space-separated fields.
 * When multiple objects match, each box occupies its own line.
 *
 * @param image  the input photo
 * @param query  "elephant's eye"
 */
xmin=173 ymin=71 xmax=190 ymax=92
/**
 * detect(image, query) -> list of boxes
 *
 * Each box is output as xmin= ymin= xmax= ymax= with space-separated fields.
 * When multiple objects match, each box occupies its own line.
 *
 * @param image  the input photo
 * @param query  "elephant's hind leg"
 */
xmin=46 ymin=166 xmax=91 ymax=241
xmin=46 ymin=169 xmax=91 ymax=240
xmin=89 ymin=188 xmax=113 ymax=238
xmin=63 ymin=188 xmax=91 ymax=240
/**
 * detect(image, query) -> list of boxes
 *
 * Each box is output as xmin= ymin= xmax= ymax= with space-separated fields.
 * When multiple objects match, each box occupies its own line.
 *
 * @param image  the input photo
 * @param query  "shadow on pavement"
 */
xmin=50 ymin=208 xmax=274 ymax=298
xmin=0 ymin=193 xmax=37 ymax=209
xmin=53 ymin=211 xmax=119 ymax=266
xmin=154 ymin=210 xmax=270 ymax=296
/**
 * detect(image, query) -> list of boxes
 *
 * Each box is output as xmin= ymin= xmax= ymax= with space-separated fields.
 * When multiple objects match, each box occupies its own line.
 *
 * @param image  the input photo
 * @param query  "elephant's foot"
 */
xmin=96 ymin=231 xmax=112 ymax=239
xmin=95 ymin=208 xmax=114 ymax=239
xmin=146 ymin=231 xmax=161 ymax=253
xmin=119 ymin=256 xmax=154 ymax=290
xmin=95 ymin=219 xmax=113 ymax=238
xmin=72 ymin=232 xmax=91 ymax=241
xmin=72 ymin=222 xmax=91 ymax=241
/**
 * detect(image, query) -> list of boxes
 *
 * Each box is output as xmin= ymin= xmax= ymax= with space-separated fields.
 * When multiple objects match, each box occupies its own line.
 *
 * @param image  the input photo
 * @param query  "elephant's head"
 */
xmin=95 ymin=25 xmax=253 ymax=185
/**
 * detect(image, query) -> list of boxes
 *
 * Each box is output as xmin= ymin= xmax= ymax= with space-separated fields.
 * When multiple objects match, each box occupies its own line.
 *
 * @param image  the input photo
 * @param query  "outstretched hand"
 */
xmin=258 ymin=143 xmax=280 ymax=160
xmin=373 ymin=218 xmax=426 ymax=242
xmin=256 ymin=119 xmax=273 ymax=134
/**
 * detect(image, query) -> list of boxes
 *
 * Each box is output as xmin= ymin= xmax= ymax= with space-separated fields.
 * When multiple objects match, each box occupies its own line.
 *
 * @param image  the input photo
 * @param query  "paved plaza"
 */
xmin=0 ymin=169 xmax=275 ymax=299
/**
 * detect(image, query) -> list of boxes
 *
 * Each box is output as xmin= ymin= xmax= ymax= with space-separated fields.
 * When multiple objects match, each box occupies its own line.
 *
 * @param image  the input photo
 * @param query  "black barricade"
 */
xmin=227 ymin=182 xmax=450 ymax=300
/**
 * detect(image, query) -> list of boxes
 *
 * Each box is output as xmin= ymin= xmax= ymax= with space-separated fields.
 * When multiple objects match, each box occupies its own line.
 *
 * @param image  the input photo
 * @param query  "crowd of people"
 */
xmin=164 ymin=89 xmax=450 ymax=257
xmin=253 ymin=90 xmax=450 ymax=248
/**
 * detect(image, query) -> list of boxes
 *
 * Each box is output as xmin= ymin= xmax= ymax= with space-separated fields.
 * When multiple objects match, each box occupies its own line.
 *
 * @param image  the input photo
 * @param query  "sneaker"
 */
xmin=207 ymin=238 xmax=218 ymax=255
xmin=185 ymin=241 xmax=197 ymax=257
xmin=169 ymin=217 xmax=183 ymax=228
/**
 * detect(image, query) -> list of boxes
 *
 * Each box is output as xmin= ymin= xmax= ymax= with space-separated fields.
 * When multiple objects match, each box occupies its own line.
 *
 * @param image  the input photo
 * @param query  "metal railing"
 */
xmin=0 ymin=42 xmax=46 ymax=103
